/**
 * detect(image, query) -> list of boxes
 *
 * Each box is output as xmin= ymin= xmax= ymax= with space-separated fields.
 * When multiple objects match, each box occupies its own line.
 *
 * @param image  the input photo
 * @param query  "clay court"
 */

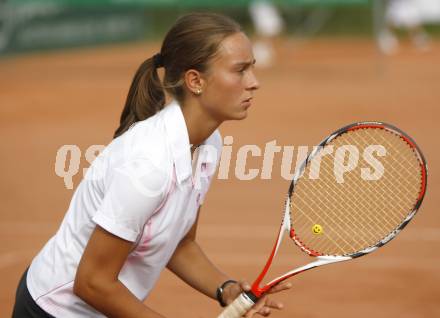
xmin=1 ymin=38 xmax=439 ymax=317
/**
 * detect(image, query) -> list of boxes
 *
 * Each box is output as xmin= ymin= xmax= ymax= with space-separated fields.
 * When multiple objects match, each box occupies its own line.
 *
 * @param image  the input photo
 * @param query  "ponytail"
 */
xmin=113 ymin=56 xmax=165 ymax=138
xmin=114 ymin=13 xmax=242 ymax=138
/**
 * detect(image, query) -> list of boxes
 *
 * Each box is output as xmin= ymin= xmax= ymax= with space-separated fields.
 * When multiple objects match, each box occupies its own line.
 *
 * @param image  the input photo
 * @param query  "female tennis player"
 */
xmin=12 ymin=12 xmax=291 ymax=318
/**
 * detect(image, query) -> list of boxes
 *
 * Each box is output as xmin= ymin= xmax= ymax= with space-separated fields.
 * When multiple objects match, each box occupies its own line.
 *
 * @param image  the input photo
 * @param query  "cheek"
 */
xmin=201 ymin=71 xmax=246 ymax=119
xmin=209 ymin=72 xmax=243 ymax=99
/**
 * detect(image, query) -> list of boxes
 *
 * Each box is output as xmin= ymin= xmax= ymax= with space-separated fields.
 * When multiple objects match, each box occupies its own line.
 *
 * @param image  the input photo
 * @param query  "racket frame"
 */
xmin=218 ymin=121 xmax=428 ymax=317
xmin=250 ymin=121 xmax=427 ymax=298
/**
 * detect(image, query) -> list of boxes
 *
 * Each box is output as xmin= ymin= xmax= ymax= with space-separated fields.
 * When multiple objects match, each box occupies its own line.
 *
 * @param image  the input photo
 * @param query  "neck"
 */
xmin=180 ymin=98 xmax=221 ymax=148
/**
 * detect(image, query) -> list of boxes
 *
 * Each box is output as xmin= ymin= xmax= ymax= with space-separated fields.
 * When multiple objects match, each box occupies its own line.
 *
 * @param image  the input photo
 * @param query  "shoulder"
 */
xmin=114 ymin=114 xmax=171 ymax=167
xmin=102 ymin=115 xmax=174 ymax=190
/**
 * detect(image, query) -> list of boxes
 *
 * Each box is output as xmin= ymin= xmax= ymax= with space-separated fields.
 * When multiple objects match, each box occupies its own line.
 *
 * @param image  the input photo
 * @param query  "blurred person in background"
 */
xmin=378 ymin=0 xmax=440 ymax=54
xmin=249 ymin=0 xmax=284 ymax=68
xmin=11 ymin=12 xmax=291 ymax=318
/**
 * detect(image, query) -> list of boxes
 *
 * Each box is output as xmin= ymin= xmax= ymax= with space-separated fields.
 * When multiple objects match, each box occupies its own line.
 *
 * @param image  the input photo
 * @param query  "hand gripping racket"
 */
xmin=218 ymin=122 xmax=427 ymax=318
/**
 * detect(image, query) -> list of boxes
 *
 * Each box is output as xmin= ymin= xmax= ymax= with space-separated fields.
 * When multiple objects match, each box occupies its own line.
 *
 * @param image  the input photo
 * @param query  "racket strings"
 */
xmin=327 ymin=129 xmax=422 ymax=251
xmin=294 ymin=174 xmax=381 ymax=252
xmin=294 ymin=157 xmax=390 ymax=254
xmin=330 ymin=135 xmax=405 ymax=227
xmin=359 ymin=131 xmax=421 ymax=198
xmin=290 ymin=128 xmax=423 ymax=256
xmin=326 ymin=131 xmax=419 ymax=247
xmin=359 ymin=131 xmax=422 ymax=214
xmin=294 ymin=136 xmax=400 ymax=253
xmin=313 ymin=153 xmax=390 ymax=230
xmin=329 ymin=129 xmax=420 ymax=250
xmin=292 ymin=194 xmax=356 ymax=253
xmin=294 ymin=168 xmax=382 ymax=255
xmin=293 ymin=161 xmax=377 ymax=254
xmin=292 ymin=174 xmax=378 ymax=248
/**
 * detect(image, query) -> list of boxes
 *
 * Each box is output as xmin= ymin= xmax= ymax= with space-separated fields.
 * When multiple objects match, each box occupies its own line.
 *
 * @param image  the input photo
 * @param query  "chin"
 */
xmin=215 ymin=106 xmax=249 ymax=122
xmin=228 ymin=110 xmax=248 ymax=121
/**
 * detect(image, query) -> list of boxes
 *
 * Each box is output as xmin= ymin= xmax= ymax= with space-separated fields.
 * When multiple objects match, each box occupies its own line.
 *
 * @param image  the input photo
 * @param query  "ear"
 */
xmin=184 ymin=69 xmax=205 ymax=95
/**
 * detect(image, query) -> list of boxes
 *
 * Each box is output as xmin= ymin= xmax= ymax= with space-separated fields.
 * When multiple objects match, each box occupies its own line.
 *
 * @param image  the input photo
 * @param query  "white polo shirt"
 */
xmin=27 ymin=101 xmax=222 ymax=317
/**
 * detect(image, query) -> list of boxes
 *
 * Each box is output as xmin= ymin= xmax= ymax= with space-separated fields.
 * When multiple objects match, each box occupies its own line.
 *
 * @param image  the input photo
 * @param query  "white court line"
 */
xmin=1 ymin=249 xmax=436 ymax=273
xmin=0 ymin=222 xmax=437 ymax=272
xmin=208 ymin=252 xmax=440 ymax=271
xmin=0 ymin=222 xmax=439 ymax=242
xmin=198 ymin=225 xmax=440 ymax=242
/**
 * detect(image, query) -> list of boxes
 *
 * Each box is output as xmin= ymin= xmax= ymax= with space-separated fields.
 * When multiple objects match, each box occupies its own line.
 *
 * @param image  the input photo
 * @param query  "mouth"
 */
xmin=242 ymin=97 xmax=253 ymax=108
xmin=241 ymin=97 xmax=252 ymax=109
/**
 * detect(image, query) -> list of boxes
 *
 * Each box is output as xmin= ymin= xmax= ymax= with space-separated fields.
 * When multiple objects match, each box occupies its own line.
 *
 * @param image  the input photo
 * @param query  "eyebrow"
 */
xmin=234 ymin=59 xmax=256 ymax=68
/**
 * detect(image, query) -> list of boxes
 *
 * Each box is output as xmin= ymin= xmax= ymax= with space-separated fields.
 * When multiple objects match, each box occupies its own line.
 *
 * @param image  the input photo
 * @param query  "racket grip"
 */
xmin=217 ymin=292 xmax=256 ymax=318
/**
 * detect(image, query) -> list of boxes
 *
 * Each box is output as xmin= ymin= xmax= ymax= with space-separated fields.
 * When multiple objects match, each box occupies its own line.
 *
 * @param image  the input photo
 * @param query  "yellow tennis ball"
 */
xmin=312 ymin=224 xmax=323 ymax=235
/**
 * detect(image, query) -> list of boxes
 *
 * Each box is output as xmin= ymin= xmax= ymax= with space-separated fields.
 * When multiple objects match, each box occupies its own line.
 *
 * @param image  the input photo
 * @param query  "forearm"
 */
xmin=74 ymin=271 xmax=164 ymax=318
xmin=166 ymin=239 xmax=230 ymax=299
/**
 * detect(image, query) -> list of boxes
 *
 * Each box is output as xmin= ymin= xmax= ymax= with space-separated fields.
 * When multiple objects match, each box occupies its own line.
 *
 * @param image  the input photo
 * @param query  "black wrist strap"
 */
xmin=216 ymin=279 xmax=238 ymax=307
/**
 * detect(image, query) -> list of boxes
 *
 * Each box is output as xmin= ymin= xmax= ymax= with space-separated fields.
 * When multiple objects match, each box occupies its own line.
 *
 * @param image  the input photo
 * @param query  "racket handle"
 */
xmin=217 ymin=292 xmax=256 ymax=318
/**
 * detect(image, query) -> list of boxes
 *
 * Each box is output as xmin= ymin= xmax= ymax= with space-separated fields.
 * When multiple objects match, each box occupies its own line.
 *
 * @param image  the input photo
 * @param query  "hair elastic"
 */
xmin=152 ymin=53 xmax=164 ymax=68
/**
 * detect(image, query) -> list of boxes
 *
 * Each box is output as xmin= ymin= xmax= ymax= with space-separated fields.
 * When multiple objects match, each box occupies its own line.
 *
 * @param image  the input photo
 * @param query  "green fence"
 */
xmin=8 ymin=0 xmax=369 ymax=6
xmin=0 ymin=0 xmax=372 ymax=55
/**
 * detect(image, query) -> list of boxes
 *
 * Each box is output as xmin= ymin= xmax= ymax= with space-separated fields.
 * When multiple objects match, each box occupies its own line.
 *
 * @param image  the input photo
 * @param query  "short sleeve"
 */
xmin=93 ymin=157 xmax=171 ymax=242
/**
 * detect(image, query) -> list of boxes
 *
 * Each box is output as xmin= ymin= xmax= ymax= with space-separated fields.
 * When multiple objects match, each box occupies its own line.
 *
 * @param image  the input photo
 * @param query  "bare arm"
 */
xmin=73 ymin=225 xmax=165 ymax=318
xmin=166 ymin=207 xmax=292 ymax=317
xmin=166 ymin=207 xmax=230 ymax=300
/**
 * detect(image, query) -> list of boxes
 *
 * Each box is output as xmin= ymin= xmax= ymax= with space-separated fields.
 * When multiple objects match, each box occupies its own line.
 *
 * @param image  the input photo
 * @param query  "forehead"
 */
xmin=215 ymin=32 xmax=254 ymax=65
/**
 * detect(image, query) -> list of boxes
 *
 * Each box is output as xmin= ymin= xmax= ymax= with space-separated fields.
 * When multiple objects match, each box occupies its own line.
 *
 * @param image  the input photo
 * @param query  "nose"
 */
xmin=246 ymin=69 xmax=260 ymax=91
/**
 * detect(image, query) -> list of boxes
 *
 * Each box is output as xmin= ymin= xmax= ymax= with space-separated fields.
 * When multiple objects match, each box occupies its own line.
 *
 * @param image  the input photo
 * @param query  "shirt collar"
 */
xmin=162 ymin=100 xmax=219 ymax=184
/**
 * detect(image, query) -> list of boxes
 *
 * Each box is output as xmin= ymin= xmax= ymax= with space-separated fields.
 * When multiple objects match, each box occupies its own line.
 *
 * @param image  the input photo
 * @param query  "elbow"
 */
xmin=73 ymin=271 xmax=103 ymax=304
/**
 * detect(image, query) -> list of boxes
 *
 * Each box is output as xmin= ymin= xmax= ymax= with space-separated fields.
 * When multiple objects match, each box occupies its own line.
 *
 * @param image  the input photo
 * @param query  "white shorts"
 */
xmin=386 ymin=0 xmax=440 ymax=28
xmin=386 ymin=0 xmax=422 ymax=28
xmin=418 ymin=0 xmax=440 ymax=23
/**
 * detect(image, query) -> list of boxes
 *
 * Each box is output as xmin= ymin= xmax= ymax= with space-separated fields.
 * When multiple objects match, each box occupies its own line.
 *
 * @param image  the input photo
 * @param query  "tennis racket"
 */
xmin=218 ymin=122 xmax=427 ymax=318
